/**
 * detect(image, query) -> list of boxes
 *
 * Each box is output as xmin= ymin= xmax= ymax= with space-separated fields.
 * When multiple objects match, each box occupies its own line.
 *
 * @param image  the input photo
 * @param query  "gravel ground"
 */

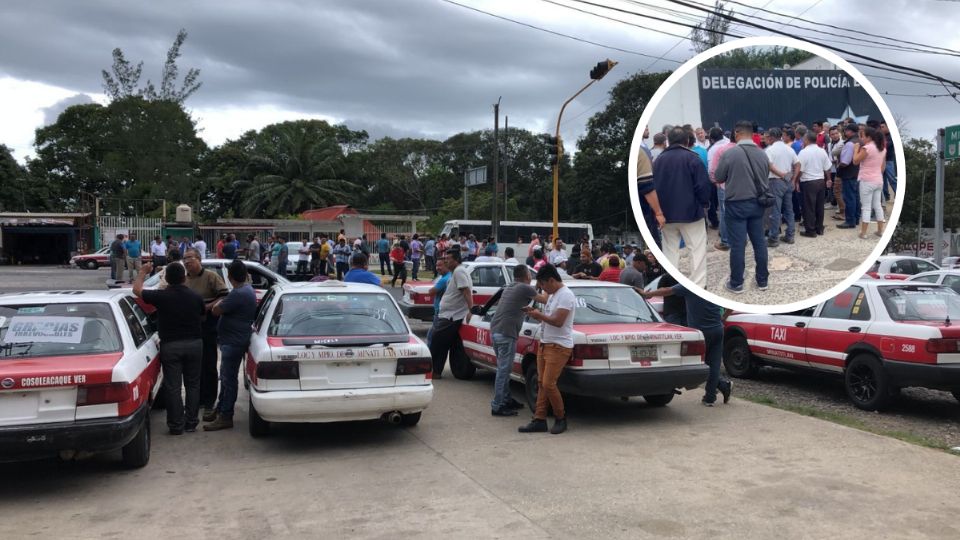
xmin=726 ymin=364 xmax=960 ymax=451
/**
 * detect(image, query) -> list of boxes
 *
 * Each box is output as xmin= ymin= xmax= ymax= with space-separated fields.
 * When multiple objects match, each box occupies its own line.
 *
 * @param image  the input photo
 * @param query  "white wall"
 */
xmin=646 ymin=69 xmax=705 ymax=136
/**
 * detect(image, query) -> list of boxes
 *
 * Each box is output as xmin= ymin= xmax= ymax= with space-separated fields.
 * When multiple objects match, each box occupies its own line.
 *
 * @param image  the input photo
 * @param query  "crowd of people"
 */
xmin=636 ymin=118 xmax=896 ymax=294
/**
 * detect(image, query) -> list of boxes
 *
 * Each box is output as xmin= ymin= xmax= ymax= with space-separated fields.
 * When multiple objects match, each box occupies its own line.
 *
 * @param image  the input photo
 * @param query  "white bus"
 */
xmin=438 ymin=220 xmax=594 ymax=260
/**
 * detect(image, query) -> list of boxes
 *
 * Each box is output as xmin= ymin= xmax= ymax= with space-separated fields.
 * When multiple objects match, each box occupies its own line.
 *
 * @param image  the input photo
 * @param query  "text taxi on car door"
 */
xmin=244 ymin=281 xmax=433 ymax=437
xmin=454 ymin=281 xmax=708 ymax=409
xmin=0 ymin=291 xmax=161 ymax=468
xmin=723 ymin=280 xmax=960 ymax=410
xmin=399 ymin=261 xmax=522 ymax=321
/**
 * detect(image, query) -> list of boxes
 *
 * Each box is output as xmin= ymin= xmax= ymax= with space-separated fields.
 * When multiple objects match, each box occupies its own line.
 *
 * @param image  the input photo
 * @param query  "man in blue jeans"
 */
xmin=880 ymin=121 xmax=896 ymax=201
xmin=641 ymin=283 xmax=731 ymax=406
xmin=204 ymin=260 xmax=258 ymax=431
xmin=489 ymin=265 xmax=538 ymax=416
xmin=837 ymin=123 xmax=861 ymax=229
xmin=426 ymin=258 xmax=451 ymax=347
xmin=714 ymin=120 xmax=770 ymax=293
xmin=764 ymin=128 xmax=800 ymax=247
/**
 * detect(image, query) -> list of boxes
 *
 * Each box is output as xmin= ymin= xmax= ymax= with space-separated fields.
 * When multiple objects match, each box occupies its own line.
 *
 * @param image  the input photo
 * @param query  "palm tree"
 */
xmin=238 ymin=123 xmax=355 ymax=217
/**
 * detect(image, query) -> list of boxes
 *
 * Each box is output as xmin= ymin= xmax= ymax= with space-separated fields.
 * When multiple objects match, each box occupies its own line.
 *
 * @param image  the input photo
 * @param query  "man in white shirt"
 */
xmin=797 ymin=131 xmax=834 ymax=238
xmin=764 ymin=127 xmax=801 ymax=247
xmin=547 ymin=239 xmax=568 ymax=267
xmin=694 ymin=127 xmax=709 ymax=149
xmin=503 ymin=247 xmax=519 ymax=264
xmin=428 ymin=248 xmax=473 ymax=379
xmin=150 ymin=235 xmax=167 ymax=271
xmin=518 ymin=264 xmax=576 ymax=435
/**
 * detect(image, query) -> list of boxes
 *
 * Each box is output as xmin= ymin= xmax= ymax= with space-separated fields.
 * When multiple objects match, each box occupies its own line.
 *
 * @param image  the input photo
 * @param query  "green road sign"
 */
xmin=946 ymin=124 xmax=960 ymax=161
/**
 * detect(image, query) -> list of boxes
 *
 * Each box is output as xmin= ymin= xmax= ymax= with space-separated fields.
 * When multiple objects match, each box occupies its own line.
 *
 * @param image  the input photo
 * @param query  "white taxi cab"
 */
xmin=399 ymin=261 xmax=522 ymax=321
xmin=723 ymin=280 xmax=960 ymax=410
xmin=0 ymin=290 xmax=161 ymax=468
xmin=455 ymin=281 xmax=708 ymax=408
xmin=245 ymin=281 xmax=432 ymax=437
xmin=120 ymin=258 xmax=288 ymax=304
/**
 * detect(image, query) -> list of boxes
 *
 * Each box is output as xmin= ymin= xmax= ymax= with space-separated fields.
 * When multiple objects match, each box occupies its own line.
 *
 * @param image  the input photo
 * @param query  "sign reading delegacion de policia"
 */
xmin=698 ymin=68 xmax=883 ymax=131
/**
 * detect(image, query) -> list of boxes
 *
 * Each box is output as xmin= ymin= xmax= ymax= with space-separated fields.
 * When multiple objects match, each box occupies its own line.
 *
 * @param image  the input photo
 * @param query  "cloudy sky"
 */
xmin=1 ymin=0 xmax=958 ymax=163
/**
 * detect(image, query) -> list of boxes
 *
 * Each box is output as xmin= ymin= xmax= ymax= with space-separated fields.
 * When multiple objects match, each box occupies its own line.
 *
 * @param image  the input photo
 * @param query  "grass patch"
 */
xmin=739 ymin=393 xmax=953 ymax=453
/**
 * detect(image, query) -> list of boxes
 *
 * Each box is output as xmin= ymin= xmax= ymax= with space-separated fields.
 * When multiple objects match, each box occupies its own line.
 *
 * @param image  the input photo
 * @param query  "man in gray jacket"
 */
xmin=489 ymin=265 xmax=539 ymax=416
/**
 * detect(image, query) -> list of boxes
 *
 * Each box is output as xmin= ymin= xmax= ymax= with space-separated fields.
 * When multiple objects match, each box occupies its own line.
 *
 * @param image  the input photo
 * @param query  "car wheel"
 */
xmin=952 ymin=389 xmax=960 ymax=405
xmin=643 ymin=393 xmax=675 ymax=407
xmin=248 ymin=395 xmax=270 ymax=438
xmin=85 ymin=260 xmax=98 ymax=270
xmin=121 ymin=417 xmax=150 ymax=469
xmin=523 ymin=362 xmax=538 ymax=411
xmin=844 ymin=354 xmax=890 ymax=411
xmin=449 ymin=338 xmax=475 ymax=380
xmin=723 ymin=335 xmax=758 ymax=378
xmin=400 ymin=412 xmax=422 ymax=426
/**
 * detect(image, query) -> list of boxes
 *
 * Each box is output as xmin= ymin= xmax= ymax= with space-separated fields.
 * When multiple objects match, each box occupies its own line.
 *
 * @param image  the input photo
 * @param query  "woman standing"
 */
xmin=853 ymin=126 xmax=887 ymax=239
xmin=389 ymin=241 xmax=408 ymax=288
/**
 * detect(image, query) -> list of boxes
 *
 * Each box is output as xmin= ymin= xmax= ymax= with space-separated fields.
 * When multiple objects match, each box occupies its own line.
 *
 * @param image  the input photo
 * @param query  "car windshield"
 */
xmin=268 ymin=293 xmax=407 ymax=336
xmin=570 ymin=287 xmax=659 ymax=324
xmin=878 ymin=285 xmax=960 ymax=322
xmin=0 ymin=302 xmax=122 ymax=359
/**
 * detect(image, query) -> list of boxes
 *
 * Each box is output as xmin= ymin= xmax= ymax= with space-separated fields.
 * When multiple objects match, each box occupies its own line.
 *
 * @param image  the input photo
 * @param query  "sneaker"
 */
xmin=168 ymin=428 xmax=184 ymax=436
xmin=724 ymin=280 xmax=744 ymax=294
xmin=184 ymin=423 xmax=198 ymax=433
xmin=550 ymin=417 xmax=568 ymax=435
xmin=766 ymin=238 xmax=780 ymax=248
xmin=837 ymin=223 xmax=856 ymax=229
xmin=518 ymin=418 xmax=548 ymax=433
xmin=800 ymin=231 xmax=817 ymax=238
xmin=756 ymin=281 xmax=768 ymax=291
xmin=714 ymin=242 xmax=730 ymax=251
xmin=203 ymin=416 xmax=234 ymax=431
xmin=202 ymin=409 xmax=218 ymax=423
xmin=779 ymin=235 xmax=794 ymax=244
xmin=701 ymin=398 xmax=716 ymax=407
xmin=505 ymin=397 xmax=525 ymax=410
xmin=721 ymin=380 xmax=733 ymax=404
xmin=491 ymin=407 xmax=519 ymax=417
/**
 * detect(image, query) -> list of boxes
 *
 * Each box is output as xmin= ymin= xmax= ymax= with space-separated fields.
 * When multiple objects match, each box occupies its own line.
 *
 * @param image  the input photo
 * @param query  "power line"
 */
xmin=538 ymin=0 xmax=695 ymax=42
xmin=882 ymin=91 xmax=959 ymax=98
xmin=437 ymin=0 xmax=683 ymax=62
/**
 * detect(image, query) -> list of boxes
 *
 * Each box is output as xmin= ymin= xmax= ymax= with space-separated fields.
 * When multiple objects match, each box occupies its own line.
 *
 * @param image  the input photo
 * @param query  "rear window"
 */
xmin=268 ymin=293 xmax=407 ymax=336
xmin=0 ymin=303 xmax=122 ymax=359
xmin=570 ymin=287 xmax=659 ymax=324
xmin=879 ymin=285 xmax=960 ymax=322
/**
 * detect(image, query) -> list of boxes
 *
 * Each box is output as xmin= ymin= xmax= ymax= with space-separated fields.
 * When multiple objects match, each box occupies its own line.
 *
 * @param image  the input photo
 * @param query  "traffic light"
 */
xmin=544 ymin=135 xmax=562 ymax=166
xmin=590 ymin=59 xmax=616 ymax=81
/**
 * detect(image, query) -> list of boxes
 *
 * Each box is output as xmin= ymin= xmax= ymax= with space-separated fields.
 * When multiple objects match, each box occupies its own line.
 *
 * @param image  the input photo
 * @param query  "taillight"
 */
xmin=77 ymin=383 xmax=129 ymax=406
xmin=256 ymin=361 xmax=300 ymax=379
xmin=396 ymin=357 xmax=432 ymax=377
xmin=570 ymin=344 xmax=608 ymax=366
xmin=681 ymin=341 xmax=705 ymax=360
xmin=926 ymin=338 xmax=960 ymax=353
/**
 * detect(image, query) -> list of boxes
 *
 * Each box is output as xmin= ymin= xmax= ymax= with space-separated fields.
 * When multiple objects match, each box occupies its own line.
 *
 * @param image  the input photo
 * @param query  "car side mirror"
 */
xmin=471 ymin=305 xmax=483 ymax=315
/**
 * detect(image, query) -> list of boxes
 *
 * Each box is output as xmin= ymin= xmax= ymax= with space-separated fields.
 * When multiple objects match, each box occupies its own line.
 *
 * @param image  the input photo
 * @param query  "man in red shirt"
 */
xmin=598 ymin=255 xmax=623 ymax=283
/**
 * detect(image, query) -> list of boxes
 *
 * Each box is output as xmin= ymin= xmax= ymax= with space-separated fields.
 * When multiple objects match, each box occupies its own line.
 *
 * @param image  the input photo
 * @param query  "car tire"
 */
xmin=643 ymin=393 xmax=675 ymax=407
xmin=85 ymin=260 xmax=98 ymax=270
xmin=723 ymin=335 xmax=758 ymax=378
xmin=952 ymin=389 xmax=960 ymax=405
xmin=523 ymin=362 xmax=538 ymax=411
xmin=449 ymin=339 xmax=475 ymax=380
xmin=248 ymin=395 xmax=270 ymax=438
xmin=400 ymin=412 xmax=422 ymax=427
xmin=844 ymin=354 xmax=890 ymax=411
xmin=121 ymin=417 xmax=150 ymax=469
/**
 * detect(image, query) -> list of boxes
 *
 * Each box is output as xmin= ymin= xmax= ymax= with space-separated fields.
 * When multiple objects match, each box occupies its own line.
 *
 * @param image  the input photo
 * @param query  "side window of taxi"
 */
xmin=119 ymin=299 xmax=148 ymax=347
xmin=254 ymin=290 xmax=275 ymax=332
xmin=915 ymin=260 xmax=939 ymax=273
xmin=473 ymin=266 xmax=507 ymax=287
xmin=912 ymin=275 xmax=939 ymax=284
xmin=943 ymin=275 xmax=960 ymax=294
xmin=125 ymin=297 xmax=157 ymax=337
xmin=818 ymin=286 xmax=870 ymax=321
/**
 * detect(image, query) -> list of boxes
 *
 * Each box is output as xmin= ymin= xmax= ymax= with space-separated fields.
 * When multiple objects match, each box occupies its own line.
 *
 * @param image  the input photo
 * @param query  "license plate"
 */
xmin=630 ymin=345 xmax=658 ymax=364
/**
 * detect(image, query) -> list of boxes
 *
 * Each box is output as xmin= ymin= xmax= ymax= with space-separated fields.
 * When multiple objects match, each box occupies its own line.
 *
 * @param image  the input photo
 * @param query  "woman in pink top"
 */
xmin=853 ymin=126 xmax=887 ymax=239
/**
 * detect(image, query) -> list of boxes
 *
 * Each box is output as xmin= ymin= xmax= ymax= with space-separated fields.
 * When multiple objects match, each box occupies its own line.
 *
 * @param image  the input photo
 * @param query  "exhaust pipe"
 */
xmin=385 ymin=411 xmax=403 ymax=424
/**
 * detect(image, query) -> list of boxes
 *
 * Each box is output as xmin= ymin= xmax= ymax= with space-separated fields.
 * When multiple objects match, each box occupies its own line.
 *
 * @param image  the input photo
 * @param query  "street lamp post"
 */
xmin=551 ymin=60 xmax=617 ymax=243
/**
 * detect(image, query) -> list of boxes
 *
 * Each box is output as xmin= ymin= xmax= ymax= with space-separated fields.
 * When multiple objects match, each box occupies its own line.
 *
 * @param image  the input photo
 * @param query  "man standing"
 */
xmin=124 ymin=233 xmax=142 ymax=282
xmin=332 ymin=237 xmax=351 ymax=280
xmin=193 ymin=235 xmax=207 ymax=260
xmin=203 ymin=260 xmax=258 ymax=431
xmin=641 ymin=283 xmax=731 ymax=407
xmin=880 ymin=120 xmax=897 ymax=202
xmin=598 ymin=256 xmax=623 ymax=283
xmin=183 ymin=248 xmax=229 ymax=421
xmin=296 ymin=241 xmax=310 ymax=275
xmin=548 ymin=239 xmax=567 ymax=267
xmin=797 ymin=132 xmax=833 ymax=238
xmin=246 ymin=234 xmax=261 ymax=263
xmin=714 ymin=120 xmax=770 ymax=294
xmin=650 ymin=132 xmax=667 ymax=161
xmin=619 ymin=255 xmax=648 ymax=290
xmin=518 ymin=264 xmax=576 ymax=435
xmin=837 ymin=123 xmax=862 ymax=230
xmin=309 ymin=236 xmax=322 ymax=276
xmin=275 ymin=236 xmax=289 ymax=278
xmin=424 ymin=235 xmax=437 ymax=278
xmin=344 ymin=252 xmax=383 ymax=286
xmin=426 ymin=258 xmax=450 ymax=347
xmin=571 ymin=250 xmax=602 ymax=280
xmin=410 ymin=234 xmax=423 ymax=281
xmin=708 ymin=127 xmax=736 ymax=251
xmin=428 ymin=248 xmax=473 ymax=379
xmin=222 ymin=234 xmax=238 ymax=260
xmin=527 ymin=233 xmax=541 ymax=262
xmin=216 ymin=234 xmax=226 ymax=259
xmin=694 ymin=126 xmax=709 ymax=150
xmin=652 ymin=127 xmax=712 ymax=288
xmin=827 ymin=126 xmax=845 ymax=221
xmin=110 ymin=234 xmax=126 ymax=282
xmin=150 ymin=235 xmax=167 ymax=272
xmin=503 ymin=247 xmax=519 ymax=264
xmin=377 ymin=233 xmax=391 ymax=276
xmin=133 ymin=261 xmax=204 ymax=434
xmin=764 ymin=127 xmax=800 ymax=247
xmin=489 ymin=265 xmax=538 ymax=417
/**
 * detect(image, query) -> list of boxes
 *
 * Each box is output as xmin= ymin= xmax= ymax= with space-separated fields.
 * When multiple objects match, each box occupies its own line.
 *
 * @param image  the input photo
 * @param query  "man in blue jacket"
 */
xmin=652 ymin=127 xmax=712 ymax=287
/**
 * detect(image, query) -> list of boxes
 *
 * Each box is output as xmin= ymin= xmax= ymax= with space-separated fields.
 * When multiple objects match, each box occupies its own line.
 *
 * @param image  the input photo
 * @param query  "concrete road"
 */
xmin=2 ymin=372 xmax=958 ymax=539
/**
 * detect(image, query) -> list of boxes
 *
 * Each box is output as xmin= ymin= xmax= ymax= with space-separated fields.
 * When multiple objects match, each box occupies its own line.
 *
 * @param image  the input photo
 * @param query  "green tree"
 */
xmin=689 ymin=1 xmax=732 ymax=53
xmin=102 ymin=29 xmax=202 ymax=103
xmin=0 ymin=144 xmax=47 ymax=212
xmin=700 ymin=46 xmax=814 ymax=69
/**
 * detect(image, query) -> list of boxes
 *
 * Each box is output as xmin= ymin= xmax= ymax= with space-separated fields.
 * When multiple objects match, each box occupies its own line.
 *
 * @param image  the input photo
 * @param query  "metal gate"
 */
xmin=97 ymin=216 xmax=162 ymax=248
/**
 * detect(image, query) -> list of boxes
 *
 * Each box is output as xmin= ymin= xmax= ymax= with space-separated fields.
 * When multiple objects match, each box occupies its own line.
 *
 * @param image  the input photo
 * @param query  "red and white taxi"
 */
xmin=123 ymin=258 xmax=288 ymax=304
xmin=245 ymin=281 xmax=432 ymax=437
xmin=399 ymin=261 xmax=522 ymax=321
xmin=454 ymin=281 xmax=708 ymax=408
xmin=0 ymin=290 xmax=161 ymax=468
xmin=70 ymin=247 xmax=156 ymax=270
xmin=723 ymin=280 xmax=960 ymax=410
xmin=865 ymin=256 xmax=939 ymax=280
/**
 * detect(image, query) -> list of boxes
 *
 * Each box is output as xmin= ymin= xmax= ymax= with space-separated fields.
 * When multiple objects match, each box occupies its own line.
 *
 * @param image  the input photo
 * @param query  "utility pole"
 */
xmin=504 ymin=115 xmax=509 ymax=222
xmin=935 ymin=128 xmax=945 ymax=266
xmin=917 ymin=169 xmax=926 ymax=257
xmin=492 ymin=97 xmax=501 ymax=243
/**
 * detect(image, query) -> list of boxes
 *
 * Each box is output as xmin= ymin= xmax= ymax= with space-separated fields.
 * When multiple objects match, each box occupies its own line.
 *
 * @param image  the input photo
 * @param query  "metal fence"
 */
xmin=96 ymin=216 xmax=163 ymax=249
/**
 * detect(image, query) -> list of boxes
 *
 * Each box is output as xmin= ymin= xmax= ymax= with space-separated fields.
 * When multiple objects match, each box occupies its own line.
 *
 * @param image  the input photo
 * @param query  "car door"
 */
xmin=469 ymin=265 xmax=508 ymax=305
xmin=941 ymin=274 xmax=960 ymax=294
xmin=914 ymin=259 xmax=940 ymax=274
xmin=749 ymin=307 xmax=814 ymax=368
xmin=246 ymin=289 xmax=276 ymax=386
xmin=460 ymin=299 xmax=497 ymax=368
xmin=246 ymin=266 xmax=275 ymax=303
xmin=118 ymin=298 xmax=161 ymax=406
xmin=803 ymin=285 xmax=872 ymax=372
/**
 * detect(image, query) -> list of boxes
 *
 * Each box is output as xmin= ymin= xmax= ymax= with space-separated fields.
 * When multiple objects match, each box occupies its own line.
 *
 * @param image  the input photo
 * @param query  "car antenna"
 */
xmin=946 ymin=314 xmax=951 ymax=327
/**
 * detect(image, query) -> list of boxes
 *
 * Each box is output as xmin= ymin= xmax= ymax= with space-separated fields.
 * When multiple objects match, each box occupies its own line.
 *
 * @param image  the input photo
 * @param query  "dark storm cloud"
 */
xmin=0 ymin=0 xmax=957 ymax=145
xmin=41 ymin=93 xmax=94 ymax=124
